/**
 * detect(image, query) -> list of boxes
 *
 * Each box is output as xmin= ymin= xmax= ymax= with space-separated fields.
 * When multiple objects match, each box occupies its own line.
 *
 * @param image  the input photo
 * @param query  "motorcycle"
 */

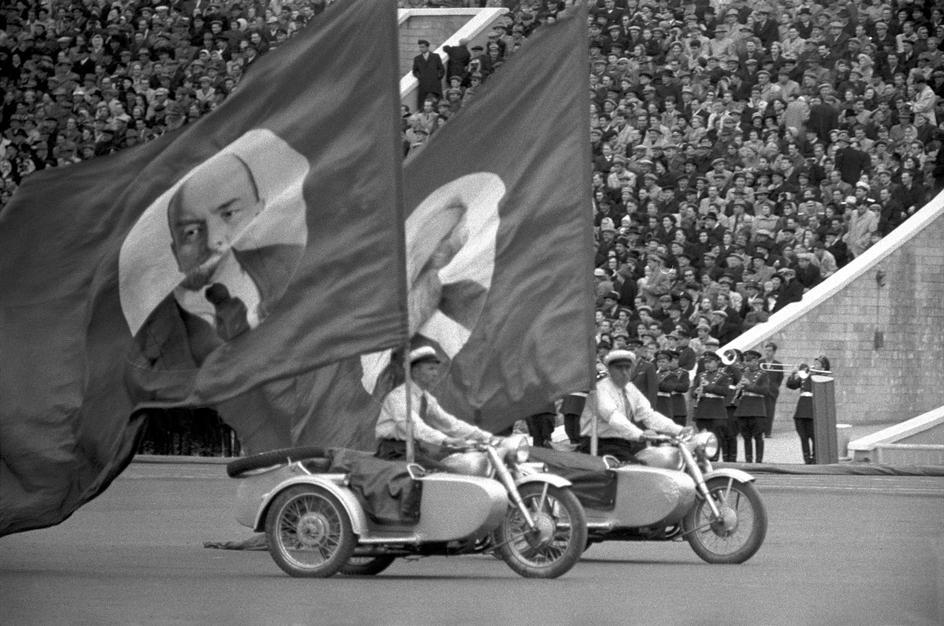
xmin=533 ymin=429 xmax=767 ymax=564
xmin=226 ymin=434 xmax=587 ymax=578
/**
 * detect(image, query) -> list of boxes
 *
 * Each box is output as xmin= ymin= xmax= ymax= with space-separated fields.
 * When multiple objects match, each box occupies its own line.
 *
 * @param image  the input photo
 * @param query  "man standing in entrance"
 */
xmin=412 ymin=39 xmax=445 ymax=110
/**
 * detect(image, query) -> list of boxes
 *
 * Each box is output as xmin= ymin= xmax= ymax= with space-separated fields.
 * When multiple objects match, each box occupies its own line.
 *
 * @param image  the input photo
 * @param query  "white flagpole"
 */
xmin=402 ymin=344 xmax=415 ymax=464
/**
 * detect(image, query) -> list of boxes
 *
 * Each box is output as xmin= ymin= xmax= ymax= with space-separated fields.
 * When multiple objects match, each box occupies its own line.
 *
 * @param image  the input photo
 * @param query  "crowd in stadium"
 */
xmin=1 ymin=0 xmax=942 ymax=450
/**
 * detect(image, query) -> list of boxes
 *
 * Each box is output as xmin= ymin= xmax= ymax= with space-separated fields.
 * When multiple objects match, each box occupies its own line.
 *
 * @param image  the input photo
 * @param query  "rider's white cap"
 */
xmin=409 ymin=346 xmax=441 ymax=365
xmin=604 ymin=349 xmax=636 ymax=367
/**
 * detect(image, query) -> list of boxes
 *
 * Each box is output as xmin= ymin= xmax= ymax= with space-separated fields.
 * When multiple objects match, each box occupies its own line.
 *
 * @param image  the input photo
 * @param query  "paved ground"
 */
xmin=1 ymin=460 xmax=942 ymax=625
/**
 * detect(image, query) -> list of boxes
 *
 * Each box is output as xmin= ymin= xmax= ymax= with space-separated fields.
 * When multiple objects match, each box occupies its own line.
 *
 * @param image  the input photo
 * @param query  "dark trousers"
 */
xmin=794 ymin=418 xmax=816 ymax=464
xmin=577 ymin=437 xmax=642 ymax=463
xmin=526 ymin=412 xmax=556 ymax=448
xmin=764 ymin=396 xmax=778 ymax=436
xmin=564 ymin=415 xmax=581 ymax=443
xmin=375 ymin=439 xmax=449 ymax=472
xmin=722 ymin=406 xmax=740 ymax=462
xmin=671 ymin=413 xmax=688 ymax=427
xmin=561 ymin=394 xmax=586 ymax=444
xmin=738 ymin=416 xmax=766 ymax=463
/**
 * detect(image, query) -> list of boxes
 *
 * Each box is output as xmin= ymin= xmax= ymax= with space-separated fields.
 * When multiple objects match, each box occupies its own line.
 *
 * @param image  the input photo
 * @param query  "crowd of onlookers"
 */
xmin=576 ymin=0 xmax=944 ymax=362
xmin=3 ymin=0 xmax=944 ymax=449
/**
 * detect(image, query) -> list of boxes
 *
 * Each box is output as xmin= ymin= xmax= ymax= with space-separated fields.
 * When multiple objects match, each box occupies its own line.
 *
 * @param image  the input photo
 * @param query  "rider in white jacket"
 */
xmin=579 ymin=349 xmax=683 ymax=461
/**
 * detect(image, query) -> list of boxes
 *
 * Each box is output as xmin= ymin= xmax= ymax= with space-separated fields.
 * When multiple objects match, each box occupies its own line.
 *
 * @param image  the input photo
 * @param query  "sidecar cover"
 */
xmin=327 ymin=448 xmax=422 ymax=525
xmin=529 ymin=448 xmax=617 ymax=511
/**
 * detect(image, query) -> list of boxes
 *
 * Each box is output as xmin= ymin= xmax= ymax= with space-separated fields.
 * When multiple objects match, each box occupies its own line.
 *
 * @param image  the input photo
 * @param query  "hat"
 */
xmin=637 ymin=305 xmax=653 ymax=315
xmin=743 ymin=349 xmax=761 ymax=360
xmin=744 ymin=280 xmax=761 ymax=291
xmin=655 ymin=350 xmax=674 ymax=361
xmin=703 ymin=339 xmax=721 ymax=350
xmin=594 ymin=268 xmax=607 ymax=278
xmin=409 ymin=346 xmax=440 ymax=365
xmin=605 ymin=290 xmax=620 ymax=300
xmin=777 ymin=267 xmax=796 ymax=276
xmin=604 ymin=349 xmax=636 ymax=366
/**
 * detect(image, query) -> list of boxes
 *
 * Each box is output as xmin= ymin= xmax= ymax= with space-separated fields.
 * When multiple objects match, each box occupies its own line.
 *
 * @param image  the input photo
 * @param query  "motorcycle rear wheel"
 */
xmin=684 ymin=477 xmax=767 ymax=564
xmin=339 ymin=555 xmax=396 ymax=576
xmin=492 ymin=483 xmax=587 ymax=579
xmin=265 ymin=485 xmax=355 ymax=577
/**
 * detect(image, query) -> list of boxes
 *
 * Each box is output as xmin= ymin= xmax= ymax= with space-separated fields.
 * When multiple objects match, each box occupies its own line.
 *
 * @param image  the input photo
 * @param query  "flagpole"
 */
xmin=402 ymin=344 xmax=415 ymax=464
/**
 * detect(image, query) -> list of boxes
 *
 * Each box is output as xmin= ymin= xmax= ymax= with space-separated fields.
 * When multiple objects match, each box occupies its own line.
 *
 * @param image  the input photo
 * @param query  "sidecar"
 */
xmin=230 ymin=447 xmax=508 ymax=577
xmin=529 ymin=447 xmax=697 ymax=541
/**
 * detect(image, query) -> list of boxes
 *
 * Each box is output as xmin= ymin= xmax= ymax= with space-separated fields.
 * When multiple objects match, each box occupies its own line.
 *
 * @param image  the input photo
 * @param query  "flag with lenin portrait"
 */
xmin=0 ymin=0 xmax=407 ymax=536
xmin=284 ymin=3 xmax=598 ymax=446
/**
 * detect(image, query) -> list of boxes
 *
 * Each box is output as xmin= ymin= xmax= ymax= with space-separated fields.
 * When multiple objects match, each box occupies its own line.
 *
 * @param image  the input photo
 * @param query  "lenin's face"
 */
xmin=169 ymin=154 xmax=264 ymax=288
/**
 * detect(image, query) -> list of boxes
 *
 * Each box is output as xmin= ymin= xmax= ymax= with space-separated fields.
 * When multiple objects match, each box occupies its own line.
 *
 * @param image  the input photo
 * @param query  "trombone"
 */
xmin=718 ymin=348 xmax=742 ymax=365
xmin=759 ymin=362 xmax=832 ymax=379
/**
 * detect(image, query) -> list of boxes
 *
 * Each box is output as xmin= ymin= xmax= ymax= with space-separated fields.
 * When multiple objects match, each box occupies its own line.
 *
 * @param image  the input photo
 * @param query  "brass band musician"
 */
xmin=721 ymin=351 xmax=743 ymax=462
xmin=692 ymin=351 xmax=731 ymax=461
xmin=733 ymin=350 xmax=771 ymax=463
xmin=786 ymin=355 xmax=831 ymax=464
xmin=655 ymin=350 xmax=691 ymax=427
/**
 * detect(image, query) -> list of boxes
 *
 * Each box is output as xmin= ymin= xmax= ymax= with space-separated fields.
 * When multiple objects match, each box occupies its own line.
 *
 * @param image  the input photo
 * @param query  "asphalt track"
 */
xmin=1 ymin=462 xmax=942 ymax=625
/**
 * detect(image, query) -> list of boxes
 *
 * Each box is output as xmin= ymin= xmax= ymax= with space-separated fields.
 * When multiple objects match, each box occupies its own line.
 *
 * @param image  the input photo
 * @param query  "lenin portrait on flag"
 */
xmin=360 ymin=172 xmax=502 ymax=393
xmin=120 ymin=129 xmax=309 ymax=391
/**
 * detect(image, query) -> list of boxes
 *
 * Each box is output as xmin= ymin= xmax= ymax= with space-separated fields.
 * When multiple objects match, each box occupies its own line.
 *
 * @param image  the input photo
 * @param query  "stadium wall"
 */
xmin=729 ymin=190 xmax=944 ymax=426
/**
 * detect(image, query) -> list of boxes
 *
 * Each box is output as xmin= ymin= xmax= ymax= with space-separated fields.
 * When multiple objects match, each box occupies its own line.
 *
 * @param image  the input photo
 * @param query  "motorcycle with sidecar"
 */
xmin=226 ymin=434 xmax=587 ymax=578
xmin=532 ymin=428 xmax=767 ymax=564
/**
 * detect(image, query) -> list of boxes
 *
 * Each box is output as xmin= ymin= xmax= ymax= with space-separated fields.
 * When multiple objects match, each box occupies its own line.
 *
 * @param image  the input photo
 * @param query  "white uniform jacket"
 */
xmin=579 ymin=376 xmax=683 ymax=440
xmin=376 ymin=383 xmax=490 ymax=446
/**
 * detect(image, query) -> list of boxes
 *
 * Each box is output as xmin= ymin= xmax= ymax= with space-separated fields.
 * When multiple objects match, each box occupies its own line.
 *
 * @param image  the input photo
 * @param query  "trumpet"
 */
xmin=759 ymin=362 xmax=832 ymax=378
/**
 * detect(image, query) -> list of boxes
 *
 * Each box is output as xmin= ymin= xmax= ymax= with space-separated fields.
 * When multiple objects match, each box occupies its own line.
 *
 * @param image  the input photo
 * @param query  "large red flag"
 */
xmin=278 ymin=4 xmax=597 ymax=449
xmin=0 ymin=0 xmax=406 ymax=536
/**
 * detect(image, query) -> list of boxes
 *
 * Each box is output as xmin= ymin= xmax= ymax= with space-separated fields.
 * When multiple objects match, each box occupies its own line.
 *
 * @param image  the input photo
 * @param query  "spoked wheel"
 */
xmin=339 ymin=555 xmax=396 ymax=576
xmin=265 ymin=485 xmax=355 ymax=577
xmin=684 ymin=477 xmax=767 ymax=564
xmin=492 ymin=483 xmax=587 ymax=578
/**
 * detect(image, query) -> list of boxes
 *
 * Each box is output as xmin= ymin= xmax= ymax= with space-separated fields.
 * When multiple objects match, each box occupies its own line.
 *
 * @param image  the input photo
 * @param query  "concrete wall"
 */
xmin=730 ymin=191 xmax=944 ymax=426
xmin=899 ymin=425 xmax=944 ymax=445
xmin=397 ymin=8 xmax=508 ymax=110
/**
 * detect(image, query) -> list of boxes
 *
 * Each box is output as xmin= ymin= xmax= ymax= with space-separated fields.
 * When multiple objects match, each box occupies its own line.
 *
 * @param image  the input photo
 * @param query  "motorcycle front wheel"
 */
xmin=492 ymin=483 xmax=588 ymax=579
xmin=265 ymin=485 xmax=356 ymax=577
xmin=684 ymin=477 xmax=767 ymax=564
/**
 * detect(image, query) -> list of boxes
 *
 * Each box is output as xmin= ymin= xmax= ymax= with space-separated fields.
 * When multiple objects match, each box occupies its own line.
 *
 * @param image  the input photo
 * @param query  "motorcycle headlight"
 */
xmin=498 ymin=434 xmax=531 ymax=463
xmin=694 ymin=431 xmax=719 ymax=459
xmin=515 ymin=437 xmax=531 ymax=463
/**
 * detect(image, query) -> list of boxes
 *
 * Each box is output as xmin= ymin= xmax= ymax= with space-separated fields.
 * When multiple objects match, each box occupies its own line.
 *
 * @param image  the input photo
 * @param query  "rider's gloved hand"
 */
xmin=679 ymin=426 xmax=695 ymax=438
xmin=442 ymin=436 xmax=467 ymax=448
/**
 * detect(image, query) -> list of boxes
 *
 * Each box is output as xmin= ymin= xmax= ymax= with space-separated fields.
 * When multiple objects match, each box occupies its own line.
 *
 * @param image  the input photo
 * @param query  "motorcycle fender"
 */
xmin=515 ymin=472 xmax=573 ymax=490
xmin=250 ymin=475 xmax=370 ymax=535
xmin=703 ymin=468 xmax=756 ymax=484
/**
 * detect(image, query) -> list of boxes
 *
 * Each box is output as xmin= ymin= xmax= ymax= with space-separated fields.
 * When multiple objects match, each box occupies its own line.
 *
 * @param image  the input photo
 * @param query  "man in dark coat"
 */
xmin=442 ymin=38 xmax=471 ymax=87
xmin=412 ymin=39 xmax=445 ymax=110
xmin=761 ymin=341 xmax=783 ymax=437
xmin=771 ymin=267 xmax=804 ymax=313
xmin=833 ymin=135 xmax=871 ymax=185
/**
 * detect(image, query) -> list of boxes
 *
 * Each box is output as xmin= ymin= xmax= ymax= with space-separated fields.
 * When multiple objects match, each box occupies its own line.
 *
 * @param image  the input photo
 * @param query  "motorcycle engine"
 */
xmin=439 ymin=451 xmax=491 ymax=477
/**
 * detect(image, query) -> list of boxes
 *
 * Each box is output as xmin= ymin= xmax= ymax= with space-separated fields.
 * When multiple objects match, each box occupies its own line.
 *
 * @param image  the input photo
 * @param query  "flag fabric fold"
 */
xmin=0 ymin=0 xmax=406 ymax=536
xmin=277 ymin=4 xmax=597 ymax=449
